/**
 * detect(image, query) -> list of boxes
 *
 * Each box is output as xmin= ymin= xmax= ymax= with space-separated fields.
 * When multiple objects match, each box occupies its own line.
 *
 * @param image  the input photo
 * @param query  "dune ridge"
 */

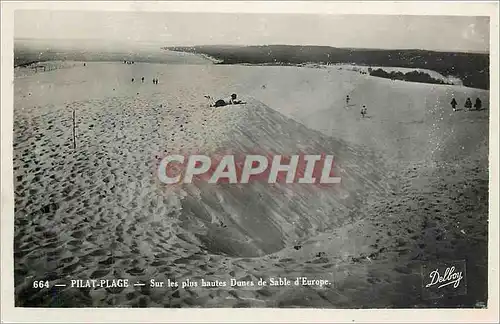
xmin=171 ymin=101 xmax=393 ymax=257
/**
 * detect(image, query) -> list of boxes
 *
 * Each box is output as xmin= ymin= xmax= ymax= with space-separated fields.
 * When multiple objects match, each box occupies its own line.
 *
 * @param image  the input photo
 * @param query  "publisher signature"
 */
xmin=425 ymin=266 xmax=464 ymax=289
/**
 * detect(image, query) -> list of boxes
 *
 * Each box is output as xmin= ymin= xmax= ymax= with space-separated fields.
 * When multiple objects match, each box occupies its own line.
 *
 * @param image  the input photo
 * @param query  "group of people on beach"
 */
xmin=131 ymin=77 xmax=159 ymax=84
xmin=450 ymin=97 xmax=482 ymax=111
xmin=349 ymin=94 xmax=483 ymax=119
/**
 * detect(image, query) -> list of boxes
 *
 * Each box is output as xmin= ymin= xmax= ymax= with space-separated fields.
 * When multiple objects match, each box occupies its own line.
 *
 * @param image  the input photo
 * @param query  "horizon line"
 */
xmin=164 ymin=44 xmax=490 ymax=55
xmin=14 ymin=37 xmax=490 ymax=55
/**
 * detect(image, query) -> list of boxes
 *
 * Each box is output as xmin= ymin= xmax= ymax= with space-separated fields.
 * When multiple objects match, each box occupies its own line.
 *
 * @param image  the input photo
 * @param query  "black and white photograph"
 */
xmin=1 ymin=1 xmax=499 ymax=322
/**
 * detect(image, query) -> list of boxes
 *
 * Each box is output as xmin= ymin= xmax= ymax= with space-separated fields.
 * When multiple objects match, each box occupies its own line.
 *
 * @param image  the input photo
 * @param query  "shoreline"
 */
xmin=166 ymin=48 xmax=470 ymax=88
xmin=166 ymin=45 xmax=487 ymax=90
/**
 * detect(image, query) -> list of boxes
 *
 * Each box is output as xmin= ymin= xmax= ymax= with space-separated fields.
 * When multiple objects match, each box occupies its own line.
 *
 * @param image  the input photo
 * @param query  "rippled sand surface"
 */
xmin=13 ymin=62 xmax=489 ymax=307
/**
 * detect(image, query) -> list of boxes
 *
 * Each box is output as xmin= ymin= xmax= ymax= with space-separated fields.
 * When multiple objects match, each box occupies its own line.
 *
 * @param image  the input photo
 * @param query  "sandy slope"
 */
xmin=13 ymin=62 xmax=489 ymax=308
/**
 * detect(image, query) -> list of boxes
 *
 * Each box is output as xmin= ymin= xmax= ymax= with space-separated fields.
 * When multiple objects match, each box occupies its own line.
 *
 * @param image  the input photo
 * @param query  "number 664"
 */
xmin=32 ymin=281 xmax=50 ymax=289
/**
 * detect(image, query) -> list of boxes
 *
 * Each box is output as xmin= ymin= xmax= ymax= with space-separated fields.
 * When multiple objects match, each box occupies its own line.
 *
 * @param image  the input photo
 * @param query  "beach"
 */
xmin=13 ymin=60 xmax=489 ymax=308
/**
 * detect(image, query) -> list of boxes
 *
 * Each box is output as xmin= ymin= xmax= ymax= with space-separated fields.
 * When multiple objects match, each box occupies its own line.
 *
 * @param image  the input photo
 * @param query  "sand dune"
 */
xmin=13 ymin=62 xmax=488 ymax=308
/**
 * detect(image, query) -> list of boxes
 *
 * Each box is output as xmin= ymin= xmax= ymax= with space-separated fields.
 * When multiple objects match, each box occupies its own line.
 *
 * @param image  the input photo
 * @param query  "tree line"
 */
xmin=367 ymin=68 xmax=451 ymax=85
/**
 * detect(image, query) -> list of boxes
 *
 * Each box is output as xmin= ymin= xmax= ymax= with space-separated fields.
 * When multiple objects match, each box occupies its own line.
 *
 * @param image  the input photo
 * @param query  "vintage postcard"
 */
xmin=1 ymin=1 xmax=498 ymax=323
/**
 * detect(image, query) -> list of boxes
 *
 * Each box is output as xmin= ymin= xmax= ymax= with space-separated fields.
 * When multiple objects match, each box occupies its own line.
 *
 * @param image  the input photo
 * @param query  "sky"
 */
xmin=14 ymin=10 xmax=490 ymax=53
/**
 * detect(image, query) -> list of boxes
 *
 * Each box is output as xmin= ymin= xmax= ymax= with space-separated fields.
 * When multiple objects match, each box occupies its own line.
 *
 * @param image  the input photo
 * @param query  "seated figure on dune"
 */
xmin=229 ymin=93 xmax=243 ymax=105
xmin=206 ymin=94 xmax=246 ymax=107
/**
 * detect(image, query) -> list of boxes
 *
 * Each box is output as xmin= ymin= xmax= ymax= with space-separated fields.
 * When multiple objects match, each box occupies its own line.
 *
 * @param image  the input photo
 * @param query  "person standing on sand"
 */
xmin=361 ymin=105 xmax=367 ymax=118
xmin=131 ymin=78 xmax=134 ymax=83
xmin=141 ymin=77 xmax=145 ymax=83
xmin=450 ymin=98 xmax=458 ymax=111
xmin=465 ymin=98 xmax=473 ymax=111
xmin=474 ymin=98 xmax=482 ymax=110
